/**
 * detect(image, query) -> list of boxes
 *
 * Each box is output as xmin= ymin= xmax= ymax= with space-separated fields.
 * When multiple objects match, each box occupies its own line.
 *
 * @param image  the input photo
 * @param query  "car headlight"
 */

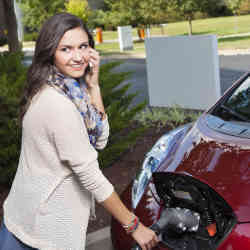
xmin=132 ymin=124 xmax=192 ymax=209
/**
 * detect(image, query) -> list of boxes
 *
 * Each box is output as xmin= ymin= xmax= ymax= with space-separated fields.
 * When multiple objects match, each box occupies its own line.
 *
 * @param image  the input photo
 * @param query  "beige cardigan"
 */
xmin=3 ymin=86 xmax=114 ymax=250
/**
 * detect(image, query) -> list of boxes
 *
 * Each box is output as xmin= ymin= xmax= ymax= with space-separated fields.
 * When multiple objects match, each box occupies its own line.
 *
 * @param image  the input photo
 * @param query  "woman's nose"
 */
xmin=82 ymin=50 xmax=90 ymax=62
xmin=72 ymin=50 xmax=83 ymax=61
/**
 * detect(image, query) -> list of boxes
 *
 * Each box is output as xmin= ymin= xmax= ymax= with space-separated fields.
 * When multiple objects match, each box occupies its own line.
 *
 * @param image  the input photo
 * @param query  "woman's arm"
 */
xmin=88 ymin=84 xmax=106 ymax=118
xmin=101 ymin=191 xmax=159 ymax=250
xmin=84 ymin=48 xmax=158 ymax=249
xmin=85 ymin=48 xmax=106 ymax=120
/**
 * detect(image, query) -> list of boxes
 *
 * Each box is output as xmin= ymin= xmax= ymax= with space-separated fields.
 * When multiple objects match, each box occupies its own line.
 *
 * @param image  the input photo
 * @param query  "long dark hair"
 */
xmin=20 ymin=12 xmax=95 ymax=121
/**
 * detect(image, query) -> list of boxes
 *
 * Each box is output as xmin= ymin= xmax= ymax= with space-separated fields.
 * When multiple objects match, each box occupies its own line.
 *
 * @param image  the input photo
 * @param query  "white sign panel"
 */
xmin=145 ymin=35 xmax=221 ymax=110
xmin=118 ymin=26 xmax=133 ymax=52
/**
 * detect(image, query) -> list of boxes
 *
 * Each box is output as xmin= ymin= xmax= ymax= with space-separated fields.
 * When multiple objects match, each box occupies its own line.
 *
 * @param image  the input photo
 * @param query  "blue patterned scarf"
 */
xmin=47 ymin=69 xmax=104 ymax=148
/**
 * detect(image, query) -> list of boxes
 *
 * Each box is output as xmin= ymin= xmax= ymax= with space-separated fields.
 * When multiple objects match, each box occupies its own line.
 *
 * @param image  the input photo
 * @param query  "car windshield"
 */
xmin=211 ymin=76 xmax=250 ymax=124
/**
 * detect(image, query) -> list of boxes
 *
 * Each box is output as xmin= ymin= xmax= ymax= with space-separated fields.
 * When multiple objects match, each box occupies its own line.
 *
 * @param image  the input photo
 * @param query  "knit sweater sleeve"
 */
xmin=47 ymin=91 xmax=114 ymax=203
xmin=95 ymin=117 xmax=109 ymax=150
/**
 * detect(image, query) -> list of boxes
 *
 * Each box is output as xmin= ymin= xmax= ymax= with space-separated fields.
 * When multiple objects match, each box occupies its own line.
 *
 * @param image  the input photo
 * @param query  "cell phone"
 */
xmin=85 ymin=62 xmax=93 ymax=74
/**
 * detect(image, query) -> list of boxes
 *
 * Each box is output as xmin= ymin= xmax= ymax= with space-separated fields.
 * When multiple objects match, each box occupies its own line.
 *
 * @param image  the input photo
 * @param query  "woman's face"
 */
xmin=54 ymin=27 xmax=91 ymax=78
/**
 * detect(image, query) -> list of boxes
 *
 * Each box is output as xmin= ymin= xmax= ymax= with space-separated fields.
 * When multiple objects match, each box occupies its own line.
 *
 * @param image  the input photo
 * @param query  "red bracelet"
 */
xmin=122 ymin=215 xmax=140 ymax=234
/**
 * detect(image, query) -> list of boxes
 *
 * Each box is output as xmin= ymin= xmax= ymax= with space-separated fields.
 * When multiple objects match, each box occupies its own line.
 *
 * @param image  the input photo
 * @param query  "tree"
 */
xmin=225 ymin=0 xmax=244 ymax=14
xmin=169 ymin=0 xmax=222 ymax=35
xmin=225 ymin=0 xmax=244 ymax=32
xmin=239 ymin=0 xmax=250 ymax=15
xmin=103 ymin=0 xmax=168 ymax=29
xmin=0 ymin=0 xmax=21 ymax=52
xmin=138 ymin=0 xmax=169 ymax=27
xmin=65 ymin=0 xmax=91 ymax=23
xmin=20 ymin=0 xmax=65 ymax=32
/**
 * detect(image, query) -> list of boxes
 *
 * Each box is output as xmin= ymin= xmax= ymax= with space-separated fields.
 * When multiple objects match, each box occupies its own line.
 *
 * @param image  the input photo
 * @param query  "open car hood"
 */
xmin=160 ymin=115 xmax=250 ymax=222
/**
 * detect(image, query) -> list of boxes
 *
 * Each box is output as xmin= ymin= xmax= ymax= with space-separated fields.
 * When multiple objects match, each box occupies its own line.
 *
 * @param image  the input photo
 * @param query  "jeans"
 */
xmin=0 ymin=221 xmax=38 ymax=250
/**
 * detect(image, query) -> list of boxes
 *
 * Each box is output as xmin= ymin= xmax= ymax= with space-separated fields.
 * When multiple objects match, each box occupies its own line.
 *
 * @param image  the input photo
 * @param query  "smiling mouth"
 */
xmin=69 ymin=64 xmax=84 ymax=70
xmin=70 ymin=64 xmax=83 ymax=67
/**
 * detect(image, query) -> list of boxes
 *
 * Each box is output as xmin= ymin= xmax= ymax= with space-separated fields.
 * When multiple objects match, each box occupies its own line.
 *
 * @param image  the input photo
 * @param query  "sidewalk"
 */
xmin=86 ymin=227 xmax=113 ymax=250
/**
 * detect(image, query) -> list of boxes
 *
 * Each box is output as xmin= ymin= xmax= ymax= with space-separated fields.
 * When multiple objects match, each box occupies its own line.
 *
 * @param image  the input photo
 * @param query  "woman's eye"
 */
xmin=80 ymin=44 xmax=89 ymax=50
xmin=61 ymin=47 xmax=70 ymax=52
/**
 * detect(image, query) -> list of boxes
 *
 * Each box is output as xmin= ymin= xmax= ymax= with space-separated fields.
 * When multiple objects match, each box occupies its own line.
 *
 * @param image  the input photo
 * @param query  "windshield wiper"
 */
xmin=220 ymin=104 xmax=250 ymax=122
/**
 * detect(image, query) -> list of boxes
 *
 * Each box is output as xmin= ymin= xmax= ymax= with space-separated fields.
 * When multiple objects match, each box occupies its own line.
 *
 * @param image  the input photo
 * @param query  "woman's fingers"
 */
xmin=84 ymin=48 xmax=101 ymax=87
xmin=131 ymin=223 xmax=159 ymax=250
xmin=86 ymin=49 xmax=100 ymax=77
xmin=88 ymin=49 xmax=100 ymax=65
xmin=146 ymin=233 xmax=158 ymax=250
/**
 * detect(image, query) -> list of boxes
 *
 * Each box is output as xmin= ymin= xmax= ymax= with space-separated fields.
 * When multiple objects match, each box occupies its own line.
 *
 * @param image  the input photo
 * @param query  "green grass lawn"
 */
xmin=96 ymin=40 xmax=145 ymax=56
xmin=101 ymin=14 xmax=250 ymax=41
xmin=96 ymin=14 xmax=250 ymax=55
xmin=17 ymin=14 xmax=250 ymax=55
xmin=218 ymin=35 xmax=250 ymax=49
xmin=95 ymin=35 xmax=250 ymax=56
xmin=163 ymin=15 xmax=250 ymax=37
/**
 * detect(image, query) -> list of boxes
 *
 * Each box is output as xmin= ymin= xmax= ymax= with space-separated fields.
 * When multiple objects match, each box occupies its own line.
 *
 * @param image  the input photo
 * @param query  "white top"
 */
xmin=3 ymin=85 xmax=114 ymax=250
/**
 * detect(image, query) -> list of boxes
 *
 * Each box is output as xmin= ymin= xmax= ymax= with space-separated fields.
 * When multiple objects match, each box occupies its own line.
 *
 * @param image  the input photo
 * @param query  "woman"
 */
xmin=0 ymin=13 xmax=158 ymax=250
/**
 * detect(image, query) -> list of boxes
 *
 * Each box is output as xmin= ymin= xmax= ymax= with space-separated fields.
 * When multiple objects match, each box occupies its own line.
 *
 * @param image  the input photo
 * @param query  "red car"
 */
xmin=111 ymin=73 xmax=250 ymax=250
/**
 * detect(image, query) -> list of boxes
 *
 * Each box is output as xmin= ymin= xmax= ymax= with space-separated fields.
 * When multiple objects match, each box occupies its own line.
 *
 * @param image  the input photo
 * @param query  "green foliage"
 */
xmin=20 ymin=0 xmax=65 ymax=32
xmin=0 ymin=54 xmax=204 ymax=185
xmin=103 ymin=0 xmax=169 ymax=28
xmin=0 ymin=57 xmax=146 ymax=185
xmin=97 ymin=0 xmax=229 ymax=30
xmin=225 ymin=0 xmax=244 ymax=14
xmin=0 ymin=36 xmax=8 ymax=46
xmin=134 ymin=106 xmax=202 ymax=129
xmin=65 ymin=0 xmax=91 ymax=23
xmin=168 ymin=0 xmax=226 ymax=34
xmin=98 ymin=61 xmax=147 ymax=167
xmin=23 ymin=32 xmax=38 ymax=42
xmin=88 ymin=10 xmax=108 ymax=29
xmin=0 ymin=52 xmax=27 ymax=186
xmin=239 ymin=0 xmax=250 ymax=14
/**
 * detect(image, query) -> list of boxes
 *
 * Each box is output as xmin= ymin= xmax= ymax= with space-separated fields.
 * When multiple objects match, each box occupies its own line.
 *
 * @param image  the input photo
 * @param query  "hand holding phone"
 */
xmin=85 ymin=49 xmax=100 ymax=88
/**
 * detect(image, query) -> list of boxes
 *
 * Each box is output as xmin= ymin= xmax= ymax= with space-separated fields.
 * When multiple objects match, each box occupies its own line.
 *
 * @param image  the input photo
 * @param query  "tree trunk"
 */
xmin=2 ymin=0 xmax=21 ymax=53
xmin=146 ymin=25 xmax=151 ymax=38
xmin=188 ymin=16 xmax=192 ymax=36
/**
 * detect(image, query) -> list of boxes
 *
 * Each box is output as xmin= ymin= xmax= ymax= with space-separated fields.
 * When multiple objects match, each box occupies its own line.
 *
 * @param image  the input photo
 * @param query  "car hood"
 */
xmin=160 ymin=115 xmax=250 ymax=222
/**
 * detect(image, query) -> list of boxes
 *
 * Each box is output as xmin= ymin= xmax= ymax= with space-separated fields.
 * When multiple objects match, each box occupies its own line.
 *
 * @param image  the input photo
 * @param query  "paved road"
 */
xmin=220 ymin=54 xmax=250 ymax=93
xmin=102 ymin=54 xmax=250 ymax=107
xmin=23 ymin=50 xmax=250 ymax=106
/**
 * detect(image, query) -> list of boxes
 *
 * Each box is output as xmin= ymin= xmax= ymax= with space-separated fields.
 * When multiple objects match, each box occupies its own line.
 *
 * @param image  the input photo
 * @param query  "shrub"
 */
xmin=0 ymin=57 xmax=146 ymax=186
xmin=0 ymin=52 xmax=27 ymax=186
xmin=23 ymin=32 xmax=38 ymax=42
xmin=0 ymin=54 xmax=203 ymax=187
xmin=134 ymin=106 xmax=202 ymax=129
xmin=0 ymin=36 xmax=8 ymax=47
xmin=98 ymin=61 xmax=147 ymax=167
